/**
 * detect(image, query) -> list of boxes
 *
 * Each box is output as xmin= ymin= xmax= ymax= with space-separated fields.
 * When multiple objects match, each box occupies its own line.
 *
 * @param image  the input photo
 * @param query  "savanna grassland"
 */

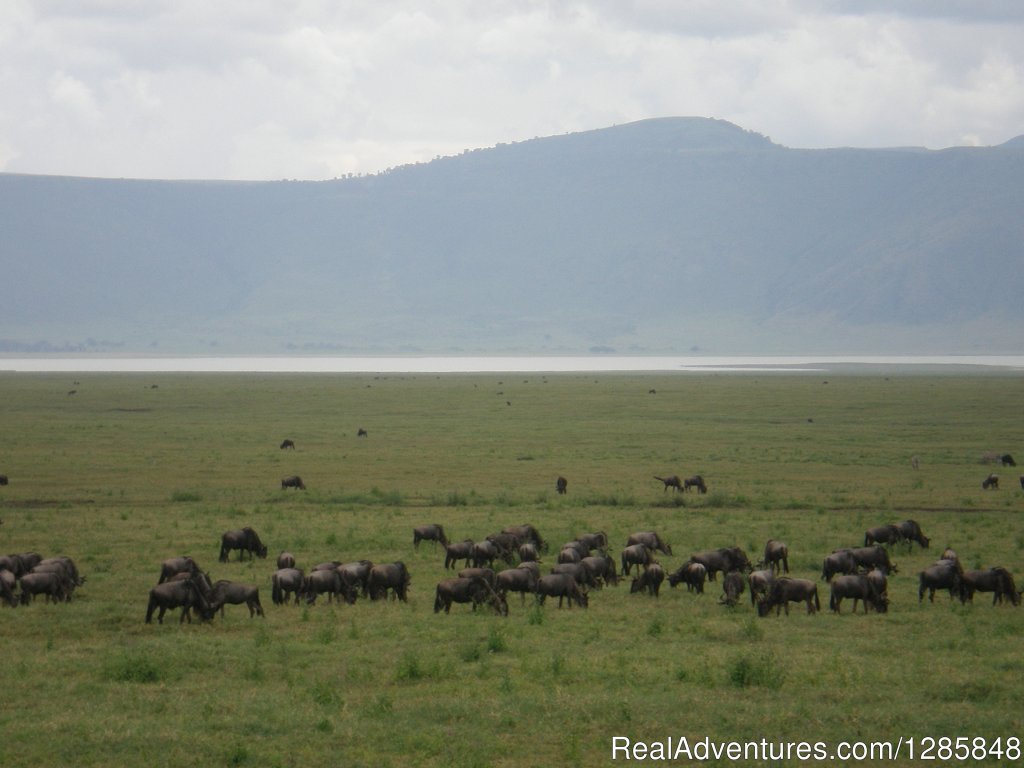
xmin=1 ymin=370 xmax=1023 ymax=768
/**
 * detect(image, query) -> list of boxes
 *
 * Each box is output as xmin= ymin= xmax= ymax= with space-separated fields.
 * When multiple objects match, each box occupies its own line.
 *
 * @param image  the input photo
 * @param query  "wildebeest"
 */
xmin=918 ymin=559 xmax=962 ymax=602
xmin=550 ymin=562 xmax=597 ymax=590
xmin=145 ymin=578 xmax=215 ymax=624
xmin=535 ymin=572 xmax=588 ymax=608
xmin=620 ymin=544 xmax=653 ymax=576
xmin=472 ymin=539 xmax=502 ymax=569
xmin=653 ymin=475 xmax=683 ymax=492
xmin=896 ymin=519 xmax=930 ymax=549
xmin=683 ymin=474 xmax=707 ymax=494
xmin=495 ymin=566 xmax=538 ymax=603
xmin=558 ymin=541 xmax=588 ymax=563
xmin=210 ymin=580 xmax=265 ymax=618
xmin=576 ymin=531 xmax=608 ymax=551
xmin=434 ymin=577 xmax=508 ymax=615
xmin=31 ymin=557 xmax=84 ymax=600
xmin=413 ymin=524 xmax=449 ymax=549
xmin=960 ymin=567 xmax=1020 ymax=606
xmin=864 ymin=525 xmax=901 ymax=548
xmin=757 ymin=578 xmax=820 ymax=616
xmin=747 ymin=569 xmax=774 ymax=606
xmin=0 ymin=474 xmax=7 ymax=485
xmin=276 ymin=551 xmax=296 ymax=569
xmin=829 ymin=574 xmax=888 ymax=614
xmin=556 ymin=476 xmax=568 ymax=494
xmin=630 ymin=563 xmax=665 ymax=597
xmin=303 ymin=568 xmax=351 ymax=605
xmin=844 ymin=545 xmax=897 ymax=574
xmin=1001 ymin=453 xmax=1017 ymax=466
xmin=357 ymin=428 xmax=368 ymax=437
xmin=626 ymin=531 xmax=673 ymax=556
xmin=1 ymin=569 xmax=17 ymax=607
xmin=687 ymin=547 xmax=751 ymax=582
xmin=157 ymin=555 xmax=201 ymax=584
xmin=279 ymin=439 xmax=295 ymax=449
xmin=982 ymin=473 xmax=999 ymax=490
xmin=457 ymin=567 xmax=496 ymax=587
xmin=517 ymin=542 xmax=540 ymax=562
xmin=219 ymin=527 xmax=268 ymax=562
xmin=668 ymin=561 xmax=706 ymax=594
xmin=18 ymin=571 xmax=70 ymax=604
xmin=271 ymin=567 xmax=305 ymax=605
xmin=821 ymin=550 xmax=859 ymax=581
xmin=336 ymin=560 xmax=374 ymax=598
xmin=444 ymin=540 xmax=476 ymax=570
xmin=367 ymin=562 xmax=410 ymax=602
xmin=910 ymin=455 xmax=920 ymax=470
xmin=720 ymin=570 xmax=746 ymax=605
xmin=502 ymin=524 xmax=547 ymax=552
xmin=760 ymin=540 xmax=789 ymax=574
xmin=281 ymin=475 xmax=306 ymax=490
xmin=580 ymin=553 xmax=619 ymax=588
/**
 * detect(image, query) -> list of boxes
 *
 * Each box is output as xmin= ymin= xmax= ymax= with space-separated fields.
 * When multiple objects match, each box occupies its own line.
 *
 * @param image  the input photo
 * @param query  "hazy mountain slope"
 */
xmin=2 ymin=117 xmax=1022 ymax=353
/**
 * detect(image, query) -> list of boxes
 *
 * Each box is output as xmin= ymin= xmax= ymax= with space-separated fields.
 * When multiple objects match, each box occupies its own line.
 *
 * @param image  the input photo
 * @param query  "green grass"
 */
xmin=1 ymin=371 xmax=1023 ymax=766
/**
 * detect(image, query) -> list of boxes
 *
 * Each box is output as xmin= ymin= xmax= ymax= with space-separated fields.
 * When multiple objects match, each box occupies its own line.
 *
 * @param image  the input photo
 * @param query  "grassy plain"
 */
xmin=1 ymin=370 xmax=1023 ymax=767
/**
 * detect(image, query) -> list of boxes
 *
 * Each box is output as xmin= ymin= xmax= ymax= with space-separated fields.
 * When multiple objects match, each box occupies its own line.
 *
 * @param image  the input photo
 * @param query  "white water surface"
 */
xmin=3 ymin=355 xmax=1024 ymax=373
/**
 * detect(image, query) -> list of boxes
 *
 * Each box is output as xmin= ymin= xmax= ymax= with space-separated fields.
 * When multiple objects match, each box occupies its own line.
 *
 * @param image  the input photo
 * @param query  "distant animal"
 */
xmin=0 ymin=474 xmax=7 ymax=485
xmin=0 ymin=569 xmax=16 ymax=607
xmin=575 ymin=531 xmax=608 ymax=551
xmin=1001 ymin=454 xmax=1017 ymax=467
xmin=960 ymin=567 xmax=1020 ymax=606
xmin=366 ymin=562 xmax=410 ymax=602
xmin=413 ymin=524 xmax=449 ymax=549
xmin=982 ymin=473 xmax=999 ymax=490
xmin=910 ymin=455 xmax=920 ymax=470
xmin=626 ymin=531 xmax=673 ymax=556
xmin=357 ymin=428 xmax=368 ymax=437
xmin=271 ymin=568 xmax=305 ymax=605
xmin=502 ymin=523 xmax=547 ymax=552
xmin=534 ymin=573 xmax=588 ymax=608
xmin=210 ymin=580 xmax=265 ymax=618
xmin=18 ymin=571 xmax=70 ymax=605
xmin=1020 ymin=476 xmax=1024 ymax=491
xmin=683 ymin=474 xmax=707 ymax=494
xmin=653 ymin=475 xmax=683 ymax=492
xmin=279 ymin=439 xmax=295 ymax=450
xmin=580 ymin=554 xmax=619 ymax=588
xmin=821 ymin=550 xmax=859 ymax=581
xmin=157 ymin=555 xmax=201 ymax=584
xmin=864 ymin=525 xmax=901 ymax=548
xmin=630 ymin=563 xmax=665 ymax=597
xmin=281 ymin=475 xmax=306 ymax=490
xmin=829 ymin=574 xmax=888 ymax=614
xmin=720 ymin=570 xmax=746 ymax=605
xmin=895 ymin=519 xmax=930 ymax=549
xmin=495 ymin=566 xmax=538 ymax=603
xmin=145 ymin=578 xmax=215 ymax=624
xmin=276 ymin=551 xmax=296 ymax=569
xmin=620 ymin=543 xmax=653 ymax=576
xmin=444 ymin=540 xmax=475 ymax=570
xmin=841 ymin=545 xmax=897 ymax=575
xmin=687 ymin=547 xmax=752 ymax=582
xmin=761 ymin=540 xmax=789 ymax=574
xmin=302 ymin=568 xmax=350 ymax=605
xmin=757 ymin=577 xmax=820 ymax=616
xmin=434 ymin=577 xmax=508 ymax=615
xmin=556 ymin=476 xmax=568 ymax=495
xmin=457 ymin=567 xmax=496 ymax=588
xmin=918 ymin=559 xmax=963 ymax=602
xmin=747 ymin=569 xmax=774 ymax=606
xmin=219 ymin=527 xmax=268 ymax=562
xmin=668 ymin=562 xmax=706 ymax=594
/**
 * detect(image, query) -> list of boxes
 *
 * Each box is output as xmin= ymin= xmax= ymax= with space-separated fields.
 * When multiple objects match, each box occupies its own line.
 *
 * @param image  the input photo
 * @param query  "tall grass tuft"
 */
xmin=726 ymin=651 xmax=785 ymax=690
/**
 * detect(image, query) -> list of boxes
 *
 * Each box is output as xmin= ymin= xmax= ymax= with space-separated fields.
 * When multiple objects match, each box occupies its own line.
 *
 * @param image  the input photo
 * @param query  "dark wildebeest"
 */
xmin=747 ymin=569 xmax=774 ymax=606
xmin=303 ymin=568 xmax=350 ymax=605
xmin=864 ymin=525 xmax=901 ymax=548
xmin=918 ymin=559 xmax=963 ymax=602
xmin=502 ymin=524 xmax=547 ymax=552
xmin=472 ymin=539 xmax=502 ymax=569
xmin=684 ymin=474 xmax=707 ymax=494
xmin=821 ymin=550 xmax=859 ymax=581
xmin=444 ymin=540 xmax=476 ymax=570
xmin=580 ymin=553 xmax=619 ymax=588
xmin=145 ymin=578 xmax=215 ymax=624
xmin=896 ymin=519 xmax=930 ymax=549
xmin=18 ymin=571 xmax=70 ymax=604
xmin=0 ymin=474 xmax=7 ymax=485
xmin=551 ymin=562 xmax=597 ymax=590
xmin=1001 ymin=454 xmax=1017 ymax=467
xmin=535 ymin=573 xmax=588 ymax=608
xmin=496 ymin=566 xmax=538 ymax=603
xmin=757 ymin=578 xmax=820 ymax=616
xmin=276 ymin=551 xmax=296 ymax=569
xmin=761 ymin=540 xmax=789 ymax=574
xmin=32 ymin=558 xmax=84 ymax=600
xmin=158 ymin=555 xmax=201 ymax=584
xmin=688 ymin=547 xmax=751 ymax=582
xmin=829 ymin=574 xmax=888 ymax=614
xmin=280 ymin=439 xmax=295 ymax=449
xmin=413 ymin=524 xmax=449 ymax=549
xmin=357 ymin=428 xmax=368 ymax=437
xmin=219 ymin=527 xmax=268 ymax=562
xmin=844 ymin=545 xmax=897 ymax=574
xmin=556 ymin=476 xmax=568 ymax=495
xmin=271 ymin=568 xmax=305 ymax=605
xmin=668 ymin=562 xmax=707 ymax=594
xmin=517 ymin=542 xmax=540 ymax=562
xmin=654 ymin=475 xmax=683 ymax=492
xmin=367 ymin=562 xmax=410 ymax=602
xmin=620 ymin=544 xmax=653 ymax=576
xmin=281 ymin=475 xmax=306 ymax=490
xmin=337 ymin=560 xmax=374 ymax=598
xmin=576 ymin=531 xmax=608 ymax=552
xmin=982 ymin=473 xmax=999 ymax=490
xmin=626 ymin=531 xmax=673 ymax=556
xmin=960 ymin=567 xmax=1020 ymax=606
xmin=720 ymin=570 xmax=745 ymax=605
xmin=457 ymin=567 xmax=496 ymax=588
xmin=630 ymin=563 xmax=665 ymax=597
xmin=434 ymin=577 xmax=508 ymax=615
xmin=1020 ymin=475 xmax=1024 ymax=491
xmin=210 ymin=580 xmax=265 ymax=618
xmin=1 ymin=569 xmax=17 ymax=607
xmin=557 ymin=545 xmax=583 ymax=565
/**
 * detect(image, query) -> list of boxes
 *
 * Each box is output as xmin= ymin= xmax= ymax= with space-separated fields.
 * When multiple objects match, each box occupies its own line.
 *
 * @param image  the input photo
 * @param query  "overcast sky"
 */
xmin=2 ymin=1 xmax=1022 ymax=180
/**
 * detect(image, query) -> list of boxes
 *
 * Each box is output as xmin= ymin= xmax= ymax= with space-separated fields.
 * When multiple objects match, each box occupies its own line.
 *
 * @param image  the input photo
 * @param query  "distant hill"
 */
xmin=2 ymin=117 xmax=1022 ymax=354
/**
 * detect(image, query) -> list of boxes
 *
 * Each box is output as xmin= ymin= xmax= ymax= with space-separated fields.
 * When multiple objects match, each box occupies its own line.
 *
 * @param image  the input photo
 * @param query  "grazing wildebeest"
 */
xmin=535 ymin=573 xmax=588 ymax=608
xmin=551 ymin=562 xmax=597 ymax=590
xmin=576 ymin=531 xmax=608 ymax=551
xmin=413 ymin=524 xmax=449 ymax=549
xmin=620 ymin=544 xmax=653 ymax=576
xmin=219 ymin=527 xmax=268 ymax=562
xmin=18 ymin=571 xmax=70 ymax=604
xmin=688 ymin=547 xmax=751 ymax=582
xmin=747 ymin=569 xmax=774 ymax=606
xmin=918 ymin=559 xmax=962 ymax=602
xmin=502 ymin=524 xmax=547 ymax=553
xmin=157 ymin=555 xmax=201 ymax=584
xmin=821 ymin=550 xmax=859 ymax=581
xmin=626 ymin=531 xmax=673 ymax=556
xmin=471 ymin=539 xmax=502 ymax=569
xmin=281 ymin=475 xmax=306 ymax=490
xmin=556 ymin=476 xmax=568 ymax=495
xmin=668 ymin=562 xmax=707 ymax=594
xmin=336 ymin=560 xmax=374 ymax=598
xmin=210 ymin=580 xmax=265 ymax=618
xmin=560 ymin=539 xmax=591 ymax=561
xmin=757 ymin=578 xmax=820 ymax=616
xmin=145 ymin=578 xmax=215 ymax=624
xmin=0 ymin=474 xmax=7 ymax=485
xmin=896 ymin=519 xmax=930 ymax=549
xmin=982 ymin=473 xmax=999 ymax=490
xmin=630 ymin=563 xmax=665 ymax=597
xmin=1001 ymin=454 xmax=1017 ymax=467
xmin=496 ymin=566 xmax=538 ymax=603
xmin=517 ymin=542 xmax=539 ymax=563
xmin=434 ymin=577 xmax=508 ymax=615
xmin=761 ymin=540 xmax=789 ymax=574
xmin=864 ymin=525 xmax=901 ymax=548
xmin=276 ymin=551 xmax=296 ymax=569
xmin=367 ymin=562 xmax=410 ymax=602
xmin=960 ymin=567 xmax=1020 ymax=606
xmin=31 ymin=558 xmax=84 ymax=600
xmin=1 ymin=569 xmax=17 ymax=607
xmin=444 ymin=540 xmax=476 ymax=570
xmin=271 ymin=568 xmax=305 ymax=605
xmin=279 ymin=439 xmax=295 ymax=450
xmin=720 ymin=570 xmax=745 ymax=605
xmin=580 ymin=553 xmax=619 ymax=588
xmin=683 ymin=474 xmax=707 ymax=494
xmin=653 ymin=475 xmax=683 ymax=492
xmin=829 ymin=574 xmax=888 ymax=614
xmin=357 ymin=428 xmax=368 ymax=437
xmin=484 ymin=533 xmax=519 ymax=565
xmin=457 ymin=567 xmax=496 ymax=587
xmin=303 ymin=569 xmax=349 ymax=605
xmin=844 ymin=545 xmax=897 ymax=574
